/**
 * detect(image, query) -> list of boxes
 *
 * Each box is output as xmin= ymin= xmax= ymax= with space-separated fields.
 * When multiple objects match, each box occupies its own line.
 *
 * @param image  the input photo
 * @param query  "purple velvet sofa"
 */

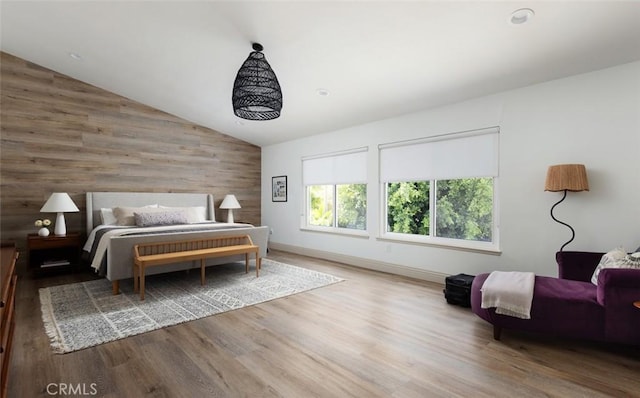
xmin=471 ymin=251 xmax=640 ymax=345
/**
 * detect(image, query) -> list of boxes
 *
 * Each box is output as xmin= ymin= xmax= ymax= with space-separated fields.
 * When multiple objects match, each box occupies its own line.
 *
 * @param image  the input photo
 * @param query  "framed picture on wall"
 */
xmin=272 ymin=175 xmax=287 ymax=202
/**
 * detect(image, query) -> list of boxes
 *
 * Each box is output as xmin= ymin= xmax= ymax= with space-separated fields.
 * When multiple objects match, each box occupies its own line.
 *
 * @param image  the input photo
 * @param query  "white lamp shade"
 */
xmin=220 ymin=194 xmax=241 ymax=209
xmin=40 ymin=193 xmax=80 ymax=213
xmin=40 ymin=193 xmax=79 ymax=236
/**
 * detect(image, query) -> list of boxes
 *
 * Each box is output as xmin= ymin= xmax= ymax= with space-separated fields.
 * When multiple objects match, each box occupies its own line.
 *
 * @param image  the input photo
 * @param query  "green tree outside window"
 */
xmin=387 ymin=178 xmax=493 ymax=242
xmin=309 ymin=184 xmax=366 ymax=230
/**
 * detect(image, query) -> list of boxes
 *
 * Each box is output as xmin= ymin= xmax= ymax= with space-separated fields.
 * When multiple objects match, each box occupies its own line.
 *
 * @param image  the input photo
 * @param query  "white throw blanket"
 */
xmin=480 ymin=271 xmax=535 ymax=319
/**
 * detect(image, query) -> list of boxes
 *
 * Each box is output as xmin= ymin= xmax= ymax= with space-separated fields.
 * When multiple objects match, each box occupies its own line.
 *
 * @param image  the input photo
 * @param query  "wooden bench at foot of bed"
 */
xmin=130 ymin=235 xmax=260 ymax=300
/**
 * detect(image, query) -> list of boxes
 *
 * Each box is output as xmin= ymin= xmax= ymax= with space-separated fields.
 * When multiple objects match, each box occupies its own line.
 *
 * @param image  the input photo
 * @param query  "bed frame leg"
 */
xmin=493 ymin=325 xmax=502 ymax=340
xmin=112 ymin=280 xmax=120 ymax=295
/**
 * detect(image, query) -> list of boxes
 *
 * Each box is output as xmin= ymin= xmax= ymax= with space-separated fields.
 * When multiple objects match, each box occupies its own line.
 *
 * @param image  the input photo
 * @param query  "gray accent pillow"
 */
xmin=113 ymin=206 xmax=162 ymax=226
xmin=134 ymin=211 xmax=189 ymax=227
xmin=591 ymin=247 xmax=640 ymax=285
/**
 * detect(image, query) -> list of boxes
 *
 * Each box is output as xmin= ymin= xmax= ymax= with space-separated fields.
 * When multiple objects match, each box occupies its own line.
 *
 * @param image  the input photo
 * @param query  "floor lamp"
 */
xmin=544 ymin=164 xmax=589 ymax=252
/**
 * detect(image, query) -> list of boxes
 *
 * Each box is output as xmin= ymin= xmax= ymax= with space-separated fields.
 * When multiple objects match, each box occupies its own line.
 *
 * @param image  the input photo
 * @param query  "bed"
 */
xmin=84 ymin=192 xmax=269 ymax=294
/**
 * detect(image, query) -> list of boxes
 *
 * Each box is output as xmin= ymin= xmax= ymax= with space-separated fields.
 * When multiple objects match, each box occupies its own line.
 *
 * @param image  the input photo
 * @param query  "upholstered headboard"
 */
xmin=86 ymin=192 xmax=215 ymax=235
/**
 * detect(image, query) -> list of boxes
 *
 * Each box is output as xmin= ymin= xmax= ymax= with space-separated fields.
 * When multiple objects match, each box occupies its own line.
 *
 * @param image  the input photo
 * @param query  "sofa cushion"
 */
xmin=556 ymin=251 xmax=604 ymax=282
xmin=472 ymin=273 xmax=605 ymax=342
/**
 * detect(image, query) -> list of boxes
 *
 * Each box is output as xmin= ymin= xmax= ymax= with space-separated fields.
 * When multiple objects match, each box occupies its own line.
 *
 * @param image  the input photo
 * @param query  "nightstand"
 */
xmin=27 ymin=233 xmax=82 ymax=276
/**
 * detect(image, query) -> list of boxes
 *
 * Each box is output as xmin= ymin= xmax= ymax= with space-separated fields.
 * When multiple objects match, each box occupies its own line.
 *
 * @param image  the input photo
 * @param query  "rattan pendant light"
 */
xmin=232 ymin=43 xmax=282 ymax=121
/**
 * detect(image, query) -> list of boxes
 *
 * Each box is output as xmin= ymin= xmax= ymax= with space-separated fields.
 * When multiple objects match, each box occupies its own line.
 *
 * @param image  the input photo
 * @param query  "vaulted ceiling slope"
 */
xmin=2 ymin=1 xmax=640 ymax=147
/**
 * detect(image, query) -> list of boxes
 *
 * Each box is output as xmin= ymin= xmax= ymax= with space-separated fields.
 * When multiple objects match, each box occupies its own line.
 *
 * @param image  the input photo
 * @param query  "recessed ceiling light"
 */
xmin=510 ymin=8 xmax=535 ymax=25
xmin=316 ymin=88 xmax=330 ymax=97
xmin=68 ymin=52 xmax=82 ymax=60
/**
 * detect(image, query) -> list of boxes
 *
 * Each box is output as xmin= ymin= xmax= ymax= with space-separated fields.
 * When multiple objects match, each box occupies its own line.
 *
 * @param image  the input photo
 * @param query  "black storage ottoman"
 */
xmin=443 ymin=273 xmax=475 ymax=307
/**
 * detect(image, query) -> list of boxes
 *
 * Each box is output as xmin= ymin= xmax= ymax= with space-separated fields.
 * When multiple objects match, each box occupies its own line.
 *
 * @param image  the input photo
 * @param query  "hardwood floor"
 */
xmin=8 ymin=250 xmax=640 ymax=397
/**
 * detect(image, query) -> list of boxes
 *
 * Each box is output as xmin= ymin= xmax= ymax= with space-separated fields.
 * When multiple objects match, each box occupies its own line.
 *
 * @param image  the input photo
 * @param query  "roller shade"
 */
xmin=303 ymin=148 xmax=368 ymax=185
xmin=379 ymin=127 xmax=499 ymax=182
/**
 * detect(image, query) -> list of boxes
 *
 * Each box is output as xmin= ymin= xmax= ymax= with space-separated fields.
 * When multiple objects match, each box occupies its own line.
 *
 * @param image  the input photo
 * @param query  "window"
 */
xmin=303 ymin=148 xmax=368 ymax=233
xmin=309 ymin=185 xmax=333 ymax=227
xmin=386 ymin=180 xmax=431 ymax=235
xmin=380 ymin=127 xmax=499 ymax=250
xmin=435 ymin=178 xmax=493 ymax=241
xmin=385 ymin=178 xmax=493 ymax=241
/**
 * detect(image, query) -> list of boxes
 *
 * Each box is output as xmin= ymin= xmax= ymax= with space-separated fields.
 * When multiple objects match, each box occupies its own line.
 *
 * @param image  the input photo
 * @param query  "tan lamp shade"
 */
xmin=544 ymin=164 xmax=589 ymax=192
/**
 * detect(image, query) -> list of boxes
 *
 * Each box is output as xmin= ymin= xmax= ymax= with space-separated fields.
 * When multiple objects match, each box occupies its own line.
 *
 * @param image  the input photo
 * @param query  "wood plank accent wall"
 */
xmin=0 ymin=52 xmax=261 ymax=264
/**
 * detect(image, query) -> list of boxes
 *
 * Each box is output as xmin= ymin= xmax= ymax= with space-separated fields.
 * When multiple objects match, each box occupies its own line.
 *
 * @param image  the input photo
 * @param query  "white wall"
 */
xmin=262 ymin=61 xmax=640 ymax=280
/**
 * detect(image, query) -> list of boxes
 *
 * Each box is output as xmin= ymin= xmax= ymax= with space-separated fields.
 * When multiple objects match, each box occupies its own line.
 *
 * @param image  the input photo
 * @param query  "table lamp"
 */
xmin=544 ymin=164 xmax=589 ymax=252
xmin=40 ymin=192 xmax=79 ymax=236
xmin=220 ymin=194 xmax=241 ymax=223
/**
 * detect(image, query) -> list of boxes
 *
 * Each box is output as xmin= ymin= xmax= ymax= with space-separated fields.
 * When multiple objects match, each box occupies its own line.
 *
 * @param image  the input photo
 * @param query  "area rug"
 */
xmin=39 ymin=259 xmax=343 ymax=354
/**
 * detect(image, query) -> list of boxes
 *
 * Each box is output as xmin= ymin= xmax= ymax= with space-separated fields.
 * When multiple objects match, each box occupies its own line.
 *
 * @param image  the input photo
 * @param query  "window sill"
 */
xmin=377 ymin=234 xmax=501 ymax=255
xmin=300 ymin=226 xmax=370 ymax=239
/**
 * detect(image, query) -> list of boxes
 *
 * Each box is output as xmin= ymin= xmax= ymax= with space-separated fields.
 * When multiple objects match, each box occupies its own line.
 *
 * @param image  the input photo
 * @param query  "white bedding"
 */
xmin=84 ymin=192 xmax=269 ymax=282
xmin=83 ymin=225 xmax=128 ymax=252
xmin=87 ymin=222 xmax=239 ymax=271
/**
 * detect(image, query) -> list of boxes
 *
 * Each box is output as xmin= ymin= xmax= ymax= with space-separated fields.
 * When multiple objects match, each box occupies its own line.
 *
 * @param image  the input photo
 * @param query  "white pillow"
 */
xmin=100 ymin=204 xmax=157 ymax=225
xmin=100 ymin=208 xmax=118 ymax=225
xmin=112 ymin=205 xmax=163 ymax=226
xmin=591 ymin=247 xmax=640 ymax=285
xmin=158 ymin=206 xmax=207 ymax=223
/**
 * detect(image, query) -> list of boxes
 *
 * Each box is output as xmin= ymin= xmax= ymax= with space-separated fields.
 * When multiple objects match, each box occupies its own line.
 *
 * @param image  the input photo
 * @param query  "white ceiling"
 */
xmin=2 ymin=1 xmax=640 ymax=147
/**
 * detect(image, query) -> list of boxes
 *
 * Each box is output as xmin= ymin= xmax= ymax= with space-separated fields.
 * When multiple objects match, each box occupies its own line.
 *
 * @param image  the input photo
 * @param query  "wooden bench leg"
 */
xmin=201 ymin=258 xmax=205 ymax=286
xmin=133 ymin=241 xmax=261 ymax=297
xmin=112 ymin=280 xmax=120 ymax=295
xmin=140 ymin=265 xmax=146 ymax=300
xmin=133 ymin=263 xmax=139 ymax=293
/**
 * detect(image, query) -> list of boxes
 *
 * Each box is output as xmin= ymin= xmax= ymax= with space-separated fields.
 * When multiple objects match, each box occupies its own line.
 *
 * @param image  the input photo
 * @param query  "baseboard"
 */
xmin=269 ymin=242 xmax=447 ymax=285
